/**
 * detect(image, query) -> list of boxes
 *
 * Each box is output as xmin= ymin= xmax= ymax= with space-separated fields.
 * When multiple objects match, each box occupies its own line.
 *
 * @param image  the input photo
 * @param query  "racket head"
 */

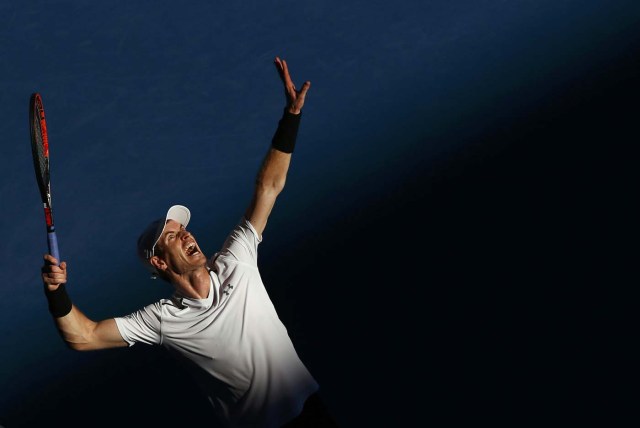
xmin=29 ymin=93 xmax=53 ymax=214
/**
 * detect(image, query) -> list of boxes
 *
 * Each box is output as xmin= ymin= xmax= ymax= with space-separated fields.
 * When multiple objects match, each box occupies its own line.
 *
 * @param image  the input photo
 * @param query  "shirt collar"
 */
xmin=173 ymin=271 xmax=215 ymax=310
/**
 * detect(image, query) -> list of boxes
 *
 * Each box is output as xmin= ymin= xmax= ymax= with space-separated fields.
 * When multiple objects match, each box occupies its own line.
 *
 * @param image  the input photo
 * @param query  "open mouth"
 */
xmin=185 ymin=242 xmax=200 ymax=256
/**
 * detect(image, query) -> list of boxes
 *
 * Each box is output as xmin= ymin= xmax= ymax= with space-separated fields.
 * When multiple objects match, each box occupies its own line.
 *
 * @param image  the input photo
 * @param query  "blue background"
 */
xmin=0 ymin=1 xmax=637 ymax=426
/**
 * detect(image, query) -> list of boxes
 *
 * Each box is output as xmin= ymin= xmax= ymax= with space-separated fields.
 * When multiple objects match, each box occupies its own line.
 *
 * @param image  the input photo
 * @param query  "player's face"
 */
xmin=155 ymin=219 xmax=207 ymax=274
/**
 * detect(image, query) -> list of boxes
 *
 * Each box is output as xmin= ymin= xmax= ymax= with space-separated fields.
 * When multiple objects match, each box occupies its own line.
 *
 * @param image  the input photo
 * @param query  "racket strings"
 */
xmin=31 ymin=106 xmax=50 ymax=198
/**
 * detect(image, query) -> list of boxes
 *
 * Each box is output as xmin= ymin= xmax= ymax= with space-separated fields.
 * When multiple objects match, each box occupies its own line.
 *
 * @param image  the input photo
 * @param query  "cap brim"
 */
xmin=166 ymin=205 xmax=191 ymax=229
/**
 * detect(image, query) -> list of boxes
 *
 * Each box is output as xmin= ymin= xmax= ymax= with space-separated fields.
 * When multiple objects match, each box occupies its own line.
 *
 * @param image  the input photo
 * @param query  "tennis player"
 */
xmin=41 ymin=57 xmax=337 ymax=427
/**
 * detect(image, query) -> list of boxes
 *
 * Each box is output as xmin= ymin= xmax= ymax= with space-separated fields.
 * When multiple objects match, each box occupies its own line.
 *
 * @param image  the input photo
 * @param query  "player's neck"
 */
xmin=171 ymin=266 xmax=211 ymax=299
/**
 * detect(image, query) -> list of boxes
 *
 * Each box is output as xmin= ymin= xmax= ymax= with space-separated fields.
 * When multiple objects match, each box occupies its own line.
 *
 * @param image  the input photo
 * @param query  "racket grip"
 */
xmin=47 ymin=231 xmax=60 ymax=264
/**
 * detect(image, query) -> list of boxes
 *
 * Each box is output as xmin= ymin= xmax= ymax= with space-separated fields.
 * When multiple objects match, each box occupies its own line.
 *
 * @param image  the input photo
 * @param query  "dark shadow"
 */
xmin=4 ymin=38 xmax=636 ymax=428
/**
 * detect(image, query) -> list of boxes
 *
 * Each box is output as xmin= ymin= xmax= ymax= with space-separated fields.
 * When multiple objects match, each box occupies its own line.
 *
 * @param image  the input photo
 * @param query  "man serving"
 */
xmin=41 ymin=57 xmax=336 ymax=427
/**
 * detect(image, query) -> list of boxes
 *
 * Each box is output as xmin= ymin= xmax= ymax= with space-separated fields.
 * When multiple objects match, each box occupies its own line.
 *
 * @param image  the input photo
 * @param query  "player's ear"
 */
xmin=150 ymin=256 xmax=167 ymax=272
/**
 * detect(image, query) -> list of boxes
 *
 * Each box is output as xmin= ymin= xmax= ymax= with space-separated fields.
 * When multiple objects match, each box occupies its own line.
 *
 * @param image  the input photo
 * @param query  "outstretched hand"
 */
xmin=274 ymin=57 xmax=310 ymax=115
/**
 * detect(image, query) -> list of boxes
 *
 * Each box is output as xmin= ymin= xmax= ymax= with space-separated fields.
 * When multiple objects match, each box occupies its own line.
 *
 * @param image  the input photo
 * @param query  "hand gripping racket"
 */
xmin=29 ymin=93 xmax=60 ymax=263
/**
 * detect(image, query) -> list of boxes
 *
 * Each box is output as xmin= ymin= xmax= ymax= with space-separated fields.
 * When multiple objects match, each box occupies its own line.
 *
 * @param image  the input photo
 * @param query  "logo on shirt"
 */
xmin=223 ymin=284 xmax=234 ymax=296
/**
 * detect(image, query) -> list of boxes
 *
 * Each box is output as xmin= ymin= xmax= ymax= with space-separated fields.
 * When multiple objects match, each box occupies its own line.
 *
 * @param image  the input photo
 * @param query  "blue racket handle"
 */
xmin=47 ymin=231 xmax=60 ymax=264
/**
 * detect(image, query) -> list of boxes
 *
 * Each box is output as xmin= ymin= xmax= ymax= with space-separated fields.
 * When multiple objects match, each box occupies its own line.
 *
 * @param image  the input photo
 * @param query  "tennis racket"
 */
xmin=29 ymin=93 xmax=60 ymax=263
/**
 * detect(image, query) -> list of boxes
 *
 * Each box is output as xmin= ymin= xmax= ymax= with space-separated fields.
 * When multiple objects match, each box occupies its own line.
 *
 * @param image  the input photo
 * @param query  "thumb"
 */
xmin=294 ymin=81 xmax=311 ymax=108
xmin=299 ymin=81 xmax=311 ymax=96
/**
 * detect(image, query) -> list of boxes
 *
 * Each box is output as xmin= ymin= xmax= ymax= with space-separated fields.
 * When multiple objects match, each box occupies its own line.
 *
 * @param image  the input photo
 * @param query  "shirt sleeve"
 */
xmin=216 ymin=217 xmax=262 ymax=266
xmin=114 ymin=301 xmax=163 ymax=347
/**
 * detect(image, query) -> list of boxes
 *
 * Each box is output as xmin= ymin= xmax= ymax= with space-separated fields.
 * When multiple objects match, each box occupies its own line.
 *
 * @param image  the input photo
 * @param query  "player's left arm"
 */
xmin=245 ymin=57 xmax=311 ymax=238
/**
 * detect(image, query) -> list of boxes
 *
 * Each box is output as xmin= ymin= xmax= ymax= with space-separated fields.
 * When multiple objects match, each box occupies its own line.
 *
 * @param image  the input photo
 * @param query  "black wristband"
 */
xmin=271 ymin=109 xmax=301 ymax=154
xmin=45 ymin=283 xmax=73 ymax=318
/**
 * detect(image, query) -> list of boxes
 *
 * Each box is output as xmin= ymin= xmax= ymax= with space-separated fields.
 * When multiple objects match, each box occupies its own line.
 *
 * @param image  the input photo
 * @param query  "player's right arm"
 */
xmin=41 ymin=254 xmax=128 ymax=351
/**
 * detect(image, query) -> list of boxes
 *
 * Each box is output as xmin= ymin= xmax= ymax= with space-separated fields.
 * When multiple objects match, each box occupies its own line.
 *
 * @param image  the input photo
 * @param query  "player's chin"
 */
xmin=188 ymin=251 xmax=207 ymax=266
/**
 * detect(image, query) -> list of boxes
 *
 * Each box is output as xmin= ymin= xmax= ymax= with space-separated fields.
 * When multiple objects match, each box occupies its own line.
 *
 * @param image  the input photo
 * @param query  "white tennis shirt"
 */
xmin=115 ymin=218 xmax=319 ymax=427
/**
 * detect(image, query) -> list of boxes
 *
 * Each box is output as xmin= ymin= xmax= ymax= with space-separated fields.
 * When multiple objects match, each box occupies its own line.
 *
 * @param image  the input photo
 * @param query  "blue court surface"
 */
xmin=0 ymin=1 xmax=637 ymax=426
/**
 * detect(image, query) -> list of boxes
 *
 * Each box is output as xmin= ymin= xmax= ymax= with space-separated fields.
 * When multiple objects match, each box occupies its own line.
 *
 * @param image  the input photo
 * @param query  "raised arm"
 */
xmin=41 ymin=254 xmax=127 ymax=351
xmin=245 ymin=57 xmax=311 ymax=237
